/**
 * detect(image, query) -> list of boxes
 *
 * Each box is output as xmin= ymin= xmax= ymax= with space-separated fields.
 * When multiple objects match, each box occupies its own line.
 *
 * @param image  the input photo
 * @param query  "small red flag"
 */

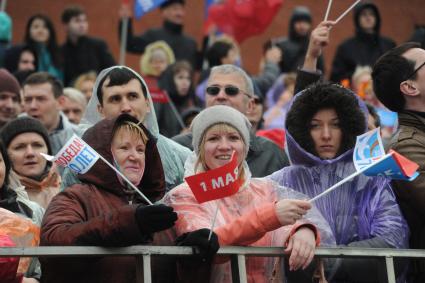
xmin=390 ymin=149 xmax=420 ymax=177
xmin=185 ymin=152 xmax=243 ymax=203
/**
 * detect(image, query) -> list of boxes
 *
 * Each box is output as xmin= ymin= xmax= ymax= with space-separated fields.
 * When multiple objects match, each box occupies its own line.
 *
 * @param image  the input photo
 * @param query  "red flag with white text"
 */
xmin=185 ymin=152 xmax=243 ymax=203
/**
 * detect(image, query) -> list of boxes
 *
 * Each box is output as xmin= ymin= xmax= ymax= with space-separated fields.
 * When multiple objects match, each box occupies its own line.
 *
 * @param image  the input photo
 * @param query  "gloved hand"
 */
xmin=175 ymin=229 xmax=220 ymax=262
xmin=135 ymin=204 xmax=177 ymax=234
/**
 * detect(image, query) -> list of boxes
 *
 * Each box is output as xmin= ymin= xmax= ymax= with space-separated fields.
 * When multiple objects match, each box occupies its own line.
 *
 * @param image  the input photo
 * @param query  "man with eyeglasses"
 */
xmin=173 ymin=64 xmax=289 ymax=177
xmin=372 ymin=42 xmax=425 ymax=283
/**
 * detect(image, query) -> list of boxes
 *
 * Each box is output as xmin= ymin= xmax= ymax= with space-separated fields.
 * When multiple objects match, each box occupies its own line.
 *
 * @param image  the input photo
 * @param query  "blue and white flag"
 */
xmin=134 ymin=0 xmax=166 ymax=19
xmin=353 ymin=128 xmax=419 ymax=181
xmin=40 ymin=134 xmax=99 ymax=174
xmin=353 ymin=128 xmax=385 ymax=171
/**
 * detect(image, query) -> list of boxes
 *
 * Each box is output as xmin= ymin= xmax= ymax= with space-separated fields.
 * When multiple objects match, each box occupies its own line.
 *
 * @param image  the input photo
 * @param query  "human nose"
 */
xmin=120 ymin=98 xmax=132 ymax=113
xmin=217 ymin=137 xmax=232 ymax=150
xmin=321 ymin=125 xmax=331 ymax=140
xmin=25 ymin=145 xmax=35 ymax=157
xmin=29 ymin=98 xmax=38 ymax=110
xmin=215 ymin=87 xmax=228 ymax=100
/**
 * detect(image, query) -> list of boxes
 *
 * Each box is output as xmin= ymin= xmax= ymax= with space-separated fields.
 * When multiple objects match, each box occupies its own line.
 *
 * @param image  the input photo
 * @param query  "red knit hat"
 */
xmin=0 ymin=68 xmax=20 ymax=97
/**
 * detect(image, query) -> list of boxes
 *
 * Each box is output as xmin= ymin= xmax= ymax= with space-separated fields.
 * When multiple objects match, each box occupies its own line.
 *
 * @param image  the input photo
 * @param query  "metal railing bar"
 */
xmin=143 ymin=255 xmax=152 ymax=283
xmin=385 ymin=257 xmax=396 ymax=283
xmin=1 ymin=246 xmax=425 ymax=259
xmin=237 ymin=254 xmax=248 ymax=283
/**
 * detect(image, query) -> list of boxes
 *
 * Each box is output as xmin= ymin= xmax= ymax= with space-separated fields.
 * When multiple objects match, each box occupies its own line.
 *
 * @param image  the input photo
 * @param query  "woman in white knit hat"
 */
xmin=162 ymin=105 xmax=334 ymax=282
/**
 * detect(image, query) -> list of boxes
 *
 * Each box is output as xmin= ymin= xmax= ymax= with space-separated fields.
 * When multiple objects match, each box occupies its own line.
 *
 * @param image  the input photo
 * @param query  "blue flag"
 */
xmin=353 ymin=128 xmax=419 ymax=181
xmin=134 ymin=0 xmax=166 ymax=19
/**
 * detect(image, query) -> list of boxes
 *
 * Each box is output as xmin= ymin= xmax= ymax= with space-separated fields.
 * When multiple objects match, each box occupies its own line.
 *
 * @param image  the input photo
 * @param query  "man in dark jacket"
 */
xmin=372 ymin=42 xmax=425 ymax=283
xmin=172 ymin=64 xmax=289 ymax=177
xmin=61 ymin=6 xmax=116 ymax=86
xmin=119 ymin=0 xmax=198 ymax=69
xmin=330 ymin=1 xmax=395 ymax=83
xmin=271 ymin=6 xmax=325 ymax=74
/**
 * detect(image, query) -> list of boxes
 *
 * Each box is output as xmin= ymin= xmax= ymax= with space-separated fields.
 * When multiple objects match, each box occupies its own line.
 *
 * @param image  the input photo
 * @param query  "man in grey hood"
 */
xmin=61 ymin=66 xmax=190 ymax=191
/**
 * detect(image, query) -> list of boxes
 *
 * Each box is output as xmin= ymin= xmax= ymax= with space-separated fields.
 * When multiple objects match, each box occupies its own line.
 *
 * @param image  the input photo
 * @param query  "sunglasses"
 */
xmin=405 ymin=61 xmax=425 ymax=80
xmin=206 ymin=85 xmax=251 ymax=98
xmin=253 ymin=97 xmax=263 ymax=105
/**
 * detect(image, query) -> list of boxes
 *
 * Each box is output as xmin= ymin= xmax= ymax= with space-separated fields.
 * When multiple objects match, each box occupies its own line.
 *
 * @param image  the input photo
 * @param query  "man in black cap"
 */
xmin=119 ymin=0 xmax=198 ymax=69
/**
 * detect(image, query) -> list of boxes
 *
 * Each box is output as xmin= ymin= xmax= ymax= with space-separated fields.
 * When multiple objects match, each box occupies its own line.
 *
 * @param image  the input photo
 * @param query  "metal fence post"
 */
xmin=385 ymin=256 xmax=396 ymax=283
xmin=230 ymin=254 xmax=248 ymax=283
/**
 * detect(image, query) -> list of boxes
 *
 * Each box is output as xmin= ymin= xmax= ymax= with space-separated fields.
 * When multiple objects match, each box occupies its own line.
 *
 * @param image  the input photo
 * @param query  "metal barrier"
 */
xmin=1 ymin=246 xmax=425 ymax=283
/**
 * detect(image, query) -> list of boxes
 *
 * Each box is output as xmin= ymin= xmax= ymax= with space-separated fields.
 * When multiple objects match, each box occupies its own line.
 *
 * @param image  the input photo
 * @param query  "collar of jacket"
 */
xmin=398 ymin=110 xmax=425 ymax=132
xmin=163 ymin=20 xmax=183 ymax=34
xmin=14 ymin=166 xmax=60 ymax=192
xmin=248 ymin=132 xmax=263 ymax=154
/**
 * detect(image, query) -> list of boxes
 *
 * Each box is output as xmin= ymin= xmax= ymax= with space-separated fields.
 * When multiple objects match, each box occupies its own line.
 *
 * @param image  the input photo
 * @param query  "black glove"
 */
xmin=175 ymin=228 xmax=220 ymax=262
xmin=135 ymin=204 xmax=177 ymax=234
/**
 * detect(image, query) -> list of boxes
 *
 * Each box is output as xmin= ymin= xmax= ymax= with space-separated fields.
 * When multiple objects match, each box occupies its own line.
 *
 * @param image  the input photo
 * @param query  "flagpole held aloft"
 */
xmin=334 ymin=0 xmax=362 ymax=24
xmin=310 ymin=152 xmax=394 ymax=203
xmin=208 ymin=203 xmax=219 ymax=241
xmin=119 ymin=17 xmax=129 ymax=65
xmin=324 ymin=0 xmax=333 ymax=21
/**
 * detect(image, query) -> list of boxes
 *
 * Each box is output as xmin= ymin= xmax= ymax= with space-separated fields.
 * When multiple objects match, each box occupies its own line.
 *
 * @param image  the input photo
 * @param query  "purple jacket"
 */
xmin=268 ymin=90 xmax=409 ymax=249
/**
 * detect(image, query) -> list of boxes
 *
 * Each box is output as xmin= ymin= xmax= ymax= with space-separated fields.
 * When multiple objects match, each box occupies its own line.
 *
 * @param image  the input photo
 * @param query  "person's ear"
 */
xmin=57 ymin=95 xmax=66 ymax=107
xmin=246 ymin=96 xmax=254 ymax=114
xmin=400 ymin=80 xmax=420 ymax=97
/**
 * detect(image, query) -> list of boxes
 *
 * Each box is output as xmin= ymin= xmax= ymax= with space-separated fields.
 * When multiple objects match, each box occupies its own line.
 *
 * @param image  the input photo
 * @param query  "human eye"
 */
xmin=13 ymin=144 xmax=26 ymax=151
xmin=229 ymin=134 xmax=241 ymax=141
xmin=109 ymin=95 xmax=121 ymax=103
xmin=128 ymin=93 xmax=139 ymax=100
xmin=33 ymin=142 xmax=44 ymax=148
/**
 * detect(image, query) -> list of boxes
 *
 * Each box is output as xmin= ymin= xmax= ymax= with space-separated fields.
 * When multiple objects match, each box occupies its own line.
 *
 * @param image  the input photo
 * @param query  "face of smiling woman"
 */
xmin=200 ymin=124 xmax=245 ymax=171
xmin=111 ymin=126 xmax=147 ymax=186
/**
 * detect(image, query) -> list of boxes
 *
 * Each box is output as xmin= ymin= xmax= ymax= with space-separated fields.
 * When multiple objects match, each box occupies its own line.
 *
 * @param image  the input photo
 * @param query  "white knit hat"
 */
xmin=191 ymin=105 xmax=251 ymax=154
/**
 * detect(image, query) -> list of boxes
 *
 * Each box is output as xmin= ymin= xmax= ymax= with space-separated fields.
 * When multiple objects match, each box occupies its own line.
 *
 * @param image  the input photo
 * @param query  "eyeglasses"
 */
xmin=405 ymin=61 xmax=425 ymax=80
xmin=206 ymin=85 xmax=252 ymax=98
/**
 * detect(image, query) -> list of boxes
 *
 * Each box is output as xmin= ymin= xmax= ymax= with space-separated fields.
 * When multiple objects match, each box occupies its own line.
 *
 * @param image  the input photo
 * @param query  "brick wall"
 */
xmin=5 ymin=0 xmax=425 ymax=77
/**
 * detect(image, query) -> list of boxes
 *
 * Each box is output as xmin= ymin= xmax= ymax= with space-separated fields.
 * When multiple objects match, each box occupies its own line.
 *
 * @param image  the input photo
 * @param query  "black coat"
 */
xmin=62 ymin=36 xmax=116 ymax=86
xmin=330 ymin=2 xmax=396 ymax=83
xmin=119 ymin=19 xmax=198 ymax=69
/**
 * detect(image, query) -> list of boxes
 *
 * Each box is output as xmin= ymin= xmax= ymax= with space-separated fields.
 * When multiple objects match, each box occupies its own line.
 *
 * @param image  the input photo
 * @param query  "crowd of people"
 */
xmin=0 ymin=0 xmax=425 ymax=282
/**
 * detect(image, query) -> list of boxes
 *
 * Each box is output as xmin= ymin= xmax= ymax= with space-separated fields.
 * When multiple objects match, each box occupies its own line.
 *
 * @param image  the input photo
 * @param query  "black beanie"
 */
xmin=0 ymin=117 xmax=52 ymax=155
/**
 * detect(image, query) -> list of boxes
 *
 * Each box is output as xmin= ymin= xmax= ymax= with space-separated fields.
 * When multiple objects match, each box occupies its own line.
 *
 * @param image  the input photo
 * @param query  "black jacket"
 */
xmin=330 ymin=2 xmax=396 ymax=83
xmin=172 ymin=132 xmax=289 ymax=177
xmin=274 ymin=7 xmax=325 ymax=73
xmin=119 ymin=19 xmax=198 ymax=69
xmin=62 ymin=36 xmax=116 ymax=86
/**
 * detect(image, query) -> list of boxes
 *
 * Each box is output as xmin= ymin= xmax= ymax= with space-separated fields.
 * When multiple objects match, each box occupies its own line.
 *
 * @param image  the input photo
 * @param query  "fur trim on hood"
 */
xmin=285 ymin=82 xmax=367 ymax=166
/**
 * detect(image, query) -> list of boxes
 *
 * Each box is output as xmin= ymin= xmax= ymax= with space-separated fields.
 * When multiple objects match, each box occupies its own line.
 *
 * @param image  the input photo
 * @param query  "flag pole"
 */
xmin=119 ymin=17 xmax=129 ymax=65
xmin=334 ymin=0 xmax=361 ymax=24
xmin=208 ymin=203 xmax=220 ymax=241
xmin=163 ymin=91 xmax=186 ymax=130
xmin=324 ymin=0 xmax=333 ymax=21
xmin=310 ymin=152 xmax=394 ymax=203
xmin=98 ymin=155 xmax=153 ymax=205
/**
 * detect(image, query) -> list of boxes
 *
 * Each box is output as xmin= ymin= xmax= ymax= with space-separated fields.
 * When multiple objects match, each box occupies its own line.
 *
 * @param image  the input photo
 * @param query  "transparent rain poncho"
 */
xmin=65 ymin=66 xmax=190 ymax=191
xmin=268 ymin=89 xmax=409 ymax=281
xmin=159 ymin=152 xmax=335 ymax=283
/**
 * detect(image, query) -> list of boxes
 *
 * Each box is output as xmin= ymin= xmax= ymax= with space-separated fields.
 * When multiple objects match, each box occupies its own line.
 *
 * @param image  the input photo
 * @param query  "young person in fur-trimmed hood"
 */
xmin=269 ymin=82 xmax=409 ymax=282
